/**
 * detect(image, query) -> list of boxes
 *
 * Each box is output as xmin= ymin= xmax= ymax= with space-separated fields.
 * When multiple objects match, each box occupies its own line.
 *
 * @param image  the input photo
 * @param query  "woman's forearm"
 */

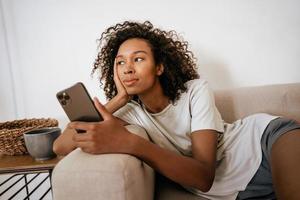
xmin=53 ymin=128 xmax=77 ymax=156
xmin=128 ymin=134 xmax=215 ymax=192
xmin=104 ymin=95 xmax=128 ymax=113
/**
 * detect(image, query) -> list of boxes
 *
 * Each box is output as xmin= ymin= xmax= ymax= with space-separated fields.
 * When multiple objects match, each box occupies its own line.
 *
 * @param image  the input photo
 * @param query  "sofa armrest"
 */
xmin=52 ymin=125 xmax=154 ymax=200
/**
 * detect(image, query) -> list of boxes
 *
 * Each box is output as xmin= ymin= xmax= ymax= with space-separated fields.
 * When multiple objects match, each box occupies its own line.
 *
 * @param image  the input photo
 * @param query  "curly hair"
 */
xmin=92 ymin=20 xmax=199 ymax=103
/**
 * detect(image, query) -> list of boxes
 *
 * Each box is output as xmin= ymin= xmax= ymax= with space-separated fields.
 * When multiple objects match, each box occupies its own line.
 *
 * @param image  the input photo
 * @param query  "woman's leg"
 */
xmin=271 ymin=129 xmax=300 ymax=200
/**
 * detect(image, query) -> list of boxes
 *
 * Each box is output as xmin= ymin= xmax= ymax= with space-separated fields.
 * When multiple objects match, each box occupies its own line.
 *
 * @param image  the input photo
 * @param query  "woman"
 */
xmin=53 ymin=21 xmax=300 ymax=199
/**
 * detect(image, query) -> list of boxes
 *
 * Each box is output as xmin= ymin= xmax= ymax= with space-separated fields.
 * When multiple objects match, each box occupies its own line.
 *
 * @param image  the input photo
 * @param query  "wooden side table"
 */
xmin=0 ymin=154 xmax=61 ymax=200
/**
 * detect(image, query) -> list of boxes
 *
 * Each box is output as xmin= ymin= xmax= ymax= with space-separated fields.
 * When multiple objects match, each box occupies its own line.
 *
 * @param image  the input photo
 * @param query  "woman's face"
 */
xmin=115 ymin=38 xmax=163 ymax=95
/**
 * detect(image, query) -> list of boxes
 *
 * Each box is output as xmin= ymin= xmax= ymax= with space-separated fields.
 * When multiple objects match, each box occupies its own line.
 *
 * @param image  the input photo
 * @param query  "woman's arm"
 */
xmin=71 ymin=100 xmax=218 ymax=192
xmin=104 ymin=95 xmax=128 ymax=114
xmin=52 ymin=126 xmax=77 ymax=156
xmin=132 ymin=129 xmax=218 ymax=192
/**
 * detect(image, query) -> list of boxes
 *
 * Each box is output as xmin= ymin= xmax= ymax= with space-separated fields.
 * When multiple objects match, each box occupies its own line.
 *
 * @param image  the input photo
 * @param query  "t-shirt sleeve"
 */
xmin=113 ymin=102 xmax=138 ymax=125
xmin=190 ymin=80 xmax=224 ymax=133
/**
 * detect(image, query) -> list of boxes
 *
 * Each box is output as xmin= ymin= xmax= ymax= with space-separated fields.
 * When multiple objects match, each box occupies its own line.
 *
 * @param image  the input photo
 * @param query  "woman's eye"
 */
xmin=135 ymin=57 xmax=144 ymax=62
xmin=117 ymin=61 xmax=125 ymax=65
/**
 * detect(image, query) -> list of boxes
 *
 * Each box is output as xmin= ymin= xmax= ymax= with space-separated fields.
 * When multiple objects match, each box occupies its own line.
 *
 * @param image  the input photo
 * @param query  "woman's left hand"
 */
xmin=69 ymin=97 xmax=135 ymax=154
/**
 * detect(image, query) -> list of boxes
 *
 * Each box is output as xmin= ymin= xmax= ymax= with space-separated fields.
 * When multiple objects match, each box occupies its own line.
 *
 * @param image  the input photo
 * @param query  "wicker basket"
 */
xmin=0 ymin=118 xmax=58 ymax=156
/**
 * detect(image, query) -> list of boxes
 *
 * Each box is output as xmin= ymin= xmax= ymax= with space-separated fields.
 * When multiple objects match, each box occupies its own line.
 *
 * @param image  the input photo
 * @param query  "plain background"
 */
xmin=0 ymin=1 xmax=300 ymax=199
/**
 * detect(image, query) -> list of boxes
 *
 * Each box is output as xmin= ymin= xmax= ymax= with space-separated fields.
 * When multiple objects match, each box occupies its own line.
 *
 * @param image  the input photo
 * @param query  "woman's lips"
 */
xmin=123 ymin=79 xmax=138 ymax=86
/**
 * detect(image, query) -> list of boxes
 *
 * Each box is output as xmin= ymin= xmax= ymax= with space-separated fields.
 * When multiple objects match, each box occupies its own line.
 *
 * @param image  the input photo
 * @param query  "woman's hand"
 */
xmin=52 ymin=125 xmax=77 ymax=156
xmin=70 ymin=97 xmax=136 ymax=154
xmin=102 ymin=60 xmax=133 ymax=113
xmin=113 ymin=59 xmax=133 ymax=104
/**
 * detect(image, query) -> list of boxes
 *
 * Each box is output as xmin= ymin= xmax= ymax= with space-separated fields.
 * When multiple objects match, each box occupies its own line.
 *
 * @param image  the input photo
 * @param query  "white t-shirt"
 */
xmin=114 ymin=79 xmax=278 ymax=200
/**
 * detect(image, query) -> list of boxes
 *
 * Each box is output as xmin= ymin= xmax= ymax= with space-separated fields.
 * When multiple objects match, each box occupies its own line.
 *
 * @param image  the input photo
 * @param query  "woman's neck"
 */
xmin=138 ymin=80 xmax=170 ymax=114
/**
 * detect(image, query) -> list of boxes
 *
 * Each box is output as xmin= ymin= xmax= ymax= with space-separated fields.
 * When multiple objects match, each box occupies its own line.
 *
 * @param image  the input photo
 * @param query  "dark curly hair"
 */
xmin=92 ymin=21 xmax=199 ymax=103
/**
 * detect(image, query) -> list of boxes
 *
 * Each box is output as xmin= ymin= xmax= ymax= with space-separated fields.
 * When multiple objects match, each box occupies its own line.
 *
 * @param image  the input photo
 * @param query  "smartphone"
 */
xmin=56 ymin=82 xmax=103 ymax=133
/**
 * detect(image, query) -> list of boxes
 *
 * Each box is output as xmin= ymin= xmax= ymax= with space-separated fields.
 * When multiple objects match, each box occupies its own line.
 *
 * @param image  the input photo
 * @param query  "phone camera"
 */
xmin=61 ymin=100 xmax=67 ymax=105
xmin=63 ymin=92 xmax=70 ymax=100
xmin=57 ymin=93 xmax=64 ymax=100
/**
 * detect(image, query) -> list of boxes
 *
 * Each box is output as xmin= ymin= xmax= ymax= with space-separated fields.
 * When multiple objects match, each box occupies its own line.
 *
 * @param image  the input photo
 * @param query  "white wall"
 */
xmin=1 ymin=0 xmax=300 ymax=126
xmin=0 ymin=1 xmax=17 ymax=121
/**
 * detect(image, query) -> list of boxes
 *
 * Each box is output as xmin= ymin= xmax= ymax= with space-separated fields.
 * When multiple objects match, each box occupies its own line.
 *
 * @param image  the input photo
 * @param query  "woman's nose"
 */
xmin=124 ymin=69 xmax=134 ymax=74
xmin=124 ymin=63 xmax=135 ymax=74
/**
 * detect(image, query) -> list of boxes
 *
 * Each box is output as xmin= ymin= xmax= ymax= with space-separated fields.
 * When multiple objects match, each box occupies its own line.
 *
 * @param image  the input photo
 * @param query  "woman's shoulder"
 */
xmin=184 ymin=78 xmax=210 ymax=93
xmin=185 ymin=78 xmax=208 ymax=87
xmin=173 ymin=78 xmax=210 ymax=104
xmin=113 ymin=100 xmax=144 ymax=124
xmin=120 ymin=100 xmax=141 ymax=112
xmin=113 ymin=101 xmax=140 ymax=116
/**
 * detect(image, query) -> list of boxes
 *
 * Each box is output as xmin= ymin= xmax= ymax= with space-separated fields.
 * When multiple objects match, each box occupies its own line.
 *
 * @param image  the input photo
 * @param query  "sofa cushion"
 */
xmin=214 ymin=83 xmax=300 ymax=123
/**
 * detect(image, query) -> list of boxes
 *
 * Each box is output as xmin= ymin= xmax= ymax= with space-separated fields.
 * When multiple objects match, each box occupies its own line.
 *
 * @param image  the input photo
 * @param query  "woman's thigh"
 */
xmin=271 ymin=129 xmax=300 ymax=200
xmin=237 ymin=117 xmax=300 ymax=200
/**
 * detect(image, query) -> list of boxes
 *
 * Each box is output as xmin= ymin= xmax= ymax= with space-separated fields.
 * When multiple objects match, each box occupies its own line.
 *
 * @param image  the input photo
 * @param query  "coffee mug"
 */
xmin=23 ymin=127 xmax=61 ymax=161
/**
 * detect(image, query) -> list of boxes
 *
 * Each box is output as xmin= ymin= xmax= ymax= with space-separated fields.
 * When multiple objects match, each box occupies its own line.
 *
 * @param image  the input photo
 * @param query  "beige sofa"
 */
xmin=52 ymin=82 xmax=300 ymax=200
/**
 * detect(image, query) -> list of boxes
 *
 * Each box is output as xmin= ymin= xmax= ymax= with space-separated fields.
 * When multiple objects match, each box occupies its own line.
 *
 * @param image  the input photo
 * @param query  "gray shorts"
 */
xmin=237 ymin=117 xmax=300 ymax=200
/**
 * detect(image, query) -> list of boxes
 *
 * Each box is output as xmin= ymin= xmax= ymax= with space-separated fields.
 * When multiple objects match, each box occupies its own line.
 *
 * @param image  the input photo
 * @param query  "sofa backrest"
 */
xmin=214 ymin=83 xmax=300 ymax=123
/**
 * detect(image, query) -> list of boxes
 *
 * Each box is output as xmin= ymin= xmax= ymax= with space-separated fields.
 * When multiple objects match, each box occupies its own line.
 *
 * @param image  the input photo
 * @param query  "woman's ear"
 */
xmin=156 ymin=64 xmax=164 ymax=76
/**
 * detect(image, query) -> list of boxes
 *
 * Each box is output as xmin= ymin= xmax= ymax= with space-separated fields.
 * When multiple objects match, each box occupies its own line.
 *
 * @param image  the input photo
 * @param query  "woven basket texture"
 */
xmin=0 ymin=118 xmax=58 ymax=156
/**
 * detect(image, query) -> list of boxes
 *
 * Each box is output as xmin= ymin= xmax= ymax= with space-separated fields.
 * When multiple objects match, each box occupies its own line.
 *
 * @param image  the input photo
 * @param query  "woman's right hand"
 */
xmin=113 ymin=59 xmax=133 ymax=104
xmin=102 ymin=60 xmax=132 ymax=114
